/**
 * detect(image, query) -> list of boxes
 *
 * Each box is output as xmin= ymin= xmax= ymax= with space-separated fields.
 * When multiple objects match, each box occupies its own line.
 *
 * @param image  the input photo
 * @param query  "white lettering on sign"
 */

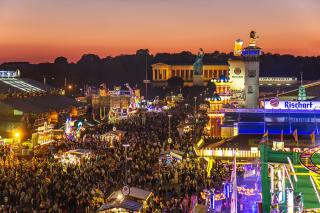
xmin=259 ymin=77 xmax=297 ymax=82
xmin=265 ymin=101 xmax=320 ymax=110
xmin=0 ymin=71 xmax=18 ymax=78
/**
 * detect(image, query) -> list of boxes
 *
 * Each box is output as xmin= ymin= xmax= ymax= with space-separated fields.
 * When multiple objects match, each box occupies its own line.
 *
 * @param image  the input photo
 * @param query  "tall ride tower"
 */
xmin=242 ymin=31 xmax=262 ymax=108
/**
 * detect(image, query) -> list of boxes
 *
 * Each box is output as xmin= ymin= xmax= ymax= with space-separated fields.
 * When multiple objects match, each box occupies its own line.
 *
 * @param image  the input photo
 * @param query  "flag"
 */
xmin=310 ymin=130 xmax=315 ymax=145
xmin=260 ymin=130 xmax=268 ymax=144
xmin=281 ymin=129 xmax=284 ymax=142
xmin=230 ymin=152 xmax=237 ymax=213
xmin=263 ymin=130 xmax=268 ymax=138
xmin=293 ymin=129 xmax=298 ymax=142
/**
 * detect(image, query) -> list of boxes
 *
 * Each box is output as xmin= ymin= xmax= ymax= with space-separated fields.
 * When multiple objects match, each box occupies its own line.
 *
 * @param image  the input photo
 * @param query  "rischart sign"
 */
xmin=265 ymin=99 xmax=320 ymax=110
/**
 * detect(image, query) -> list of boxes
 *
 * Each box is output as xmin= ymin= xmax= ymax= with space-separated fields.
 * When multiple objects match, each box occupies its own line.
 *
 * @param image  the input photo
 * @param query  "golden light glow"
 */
xmin=14 ymin=132 xmax=20 ymax=138
xmin=117 ymin=194 xmax=123 ymax=200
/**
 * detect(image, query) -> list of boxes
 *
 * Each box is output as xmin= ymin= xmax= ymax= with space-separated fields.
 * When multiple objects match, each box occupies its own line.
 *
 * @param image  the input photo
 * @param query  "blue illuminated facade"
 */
xmin=225 ymin=111 xmax=320 ymax=135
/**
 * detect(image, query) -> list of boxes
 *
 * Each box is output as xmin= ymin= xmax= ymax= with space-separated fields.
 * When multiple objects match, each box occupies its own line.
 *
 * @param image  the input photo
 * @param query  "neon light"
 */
xmin=287 ymin=157 xmax=298 ymax=182
xmin=284 ymin=165 xmax=294 ymax=190
xmin=209 ymin=193 xmax=215 ymax=209
xmin=310 ymin=176 xmax=320 ymax=204
xmin=265 ymin=100 xmax=320 ymax=110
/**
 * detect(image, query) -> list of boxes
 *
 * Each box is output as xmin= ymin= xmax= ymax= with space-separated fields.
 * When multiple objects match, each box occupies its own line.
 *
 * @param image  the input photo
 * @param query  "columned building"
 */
xmin=151 ymin=63 xmax=229 ymax=87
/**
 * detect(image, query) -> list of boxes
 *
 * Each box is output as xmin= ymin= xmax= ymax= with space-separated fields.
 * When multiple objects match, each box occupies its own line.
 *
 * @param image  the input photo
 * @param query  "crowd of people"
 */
xmin=0 ymin=102 xmax=220 ymax=213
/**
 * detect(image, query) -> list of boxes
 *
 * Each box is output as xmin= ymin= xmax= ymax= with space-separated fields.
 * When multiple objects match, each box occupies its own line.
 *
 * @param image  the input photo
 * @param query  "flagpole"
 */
xmin=231 ymin=150 xmax=237 ymax=213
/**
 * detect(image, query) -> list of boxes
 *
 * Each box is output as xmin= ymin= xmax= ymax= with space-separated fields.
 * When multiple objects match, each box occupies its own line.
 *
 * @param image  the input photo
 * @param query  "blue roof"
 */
xmin=209 ymin=93 xmax=221 ymax=101
xmin=219 ymin=75 xmax=229 ymax=82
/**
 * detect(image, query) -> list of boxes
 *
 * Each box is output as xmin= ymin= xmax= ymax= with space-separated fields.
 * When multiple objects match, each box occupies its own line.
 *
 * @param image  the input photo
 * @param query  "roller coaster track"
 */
xmin=267 ymin=81 xmax=320 ymax=97
xmin=277 ymin=81 xmax=320 ymax=97
xmin=300 ymin=145 xmax=320 ymax=174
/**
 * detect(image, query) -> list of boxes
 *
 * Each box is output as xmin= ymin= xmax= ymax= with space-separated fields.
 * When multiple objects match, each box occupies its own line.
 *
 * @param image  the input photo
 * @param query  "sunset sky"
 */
xmin=0 ymin=0 xmax=319 ymax=63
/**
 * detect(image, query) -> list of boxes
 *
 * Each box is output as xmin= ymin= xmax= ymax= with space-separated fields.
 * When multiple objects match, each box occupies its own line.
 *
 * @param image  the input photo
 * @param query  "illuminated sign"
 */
xmin=234 ymin=67 xmax=241 ymax=75
xmin=0 ymin=70 xmax=19 ymax=78
xmin=242 ymin=49 xmax=261 ymax=56
xmin=259 ymin=77 xmax=297 ymax=82
xmin=265 ymin=100 xmax=320 ymax=110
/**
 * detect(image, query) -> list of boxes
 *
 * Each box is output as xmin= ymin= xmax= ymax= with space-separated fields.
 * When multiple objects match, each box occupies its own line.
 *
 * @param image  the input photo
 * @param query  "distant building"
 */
xmin=151 ymin=62 xmax=229 ymax=87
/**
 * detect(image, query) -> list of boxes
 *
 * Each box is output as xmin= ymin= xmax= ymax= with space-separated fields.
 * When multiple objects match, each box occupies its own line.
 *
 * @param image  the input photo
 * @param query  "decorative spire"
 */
xmin=298 ymin=72 xmax=306 ymax=101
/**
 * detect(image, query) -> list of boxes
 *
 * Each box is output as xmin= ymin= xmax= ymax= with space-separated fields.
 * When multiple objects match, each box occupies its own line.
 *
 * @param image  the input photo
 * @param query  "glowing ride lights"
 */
xmin=64 ymin=118 xmax=83 ymax=141
xmin=309 ymin=176 xmax=320 ymax=205
xmin=287 ymin=157 xmax=298 ymax=182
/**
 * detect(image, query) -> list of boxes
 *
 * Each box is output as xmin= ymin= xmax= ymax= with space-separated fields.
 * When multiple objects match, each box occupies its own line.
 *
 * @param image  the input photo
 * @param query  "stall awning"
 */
xmin=108 ymin=187 xmax=151 ymax=201
xmin=97 ymin=199 xmax=142 ymax=212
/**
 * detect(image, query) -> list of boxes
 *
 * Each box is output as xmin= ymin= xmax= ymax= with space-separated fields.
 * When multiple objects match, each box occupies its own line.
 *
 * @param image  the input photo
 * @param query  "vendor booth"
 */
xmin=99 ymin=129 xmax=126 ymax=147
xmin=54 ymin=149 xmax=92 ymax=165
xmin=97 ymin=187 xmax=153 ymax=213
xmin=159 ymin=150 xmax=184 ymax=167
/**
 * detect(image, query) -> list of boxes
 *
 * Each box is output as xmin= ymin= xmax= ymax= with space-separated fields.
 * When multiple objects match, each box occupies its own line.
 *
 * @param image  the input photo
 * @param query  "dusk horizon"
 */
xmin=1 ymin=1 xmax=320 ymax=212
xmin=1 ymin=0 xmax=319 ymax=63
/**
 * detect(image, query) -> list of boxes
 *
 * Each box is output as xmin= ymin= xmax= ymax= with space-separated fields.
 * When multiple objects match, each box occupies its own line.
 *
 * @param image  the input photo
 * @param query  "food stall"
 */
xmin=159 ymin=150 xmax=184 ymax=167
xmin=97 ymin=186 xmax=153 ymax=213
xmin=99 ymin=129 xmax=126 ymax=147
xmin=54 ymin=149 xmax=92 ymax=165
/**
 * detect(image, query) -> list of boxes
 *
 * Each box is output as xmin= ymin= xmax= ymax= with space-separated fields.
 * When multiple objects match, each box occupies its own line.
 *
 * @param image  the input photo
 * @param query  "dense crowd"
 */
xmin=0 ymin=103 xmax=215 ymax=212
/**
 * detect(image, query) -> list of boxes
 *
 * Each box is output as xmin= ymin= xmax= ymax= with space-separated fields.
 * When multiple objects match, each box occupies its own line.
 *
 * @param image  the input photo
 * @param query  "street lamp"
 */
xmin=122 ymin=143 xmax=130 ymax=184
xmin=14 ymin=131 xmax=20 ymax=143
xmin=194 ymin=97 xmax=197 ymax=115
xmin=168 ymin=114 xmax=172 ymax=141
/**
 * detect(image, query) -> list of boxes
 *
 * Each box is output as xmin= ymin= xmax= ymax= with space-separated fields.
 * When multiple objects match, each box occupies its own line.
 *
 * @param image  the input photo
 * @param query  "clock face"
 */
xmin=234 ymin=67 xmax=241 ymax=75
xmin=122 ymin=185 xmax=130 ymax=196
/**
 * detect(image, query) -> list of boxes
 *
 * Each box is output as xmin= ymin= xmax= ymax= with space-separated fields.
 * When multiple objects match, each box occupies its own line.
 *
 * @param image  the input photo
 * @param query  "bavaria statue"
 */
xmin=193 ymin=48 xmax=204 ymax=76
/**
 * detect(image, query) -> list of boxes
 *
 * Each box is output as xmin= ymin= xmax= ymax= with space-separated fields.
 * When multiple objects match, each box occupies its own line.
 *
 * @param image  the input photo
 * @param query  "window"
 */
xmin=248 ymin=70 xmax=256 ymax=78
xmin=163 ymin=70 xmax=167 ymax=80
xmin=181 ymin=70 xmax=185 ymax=78
xmin=171 ymin=70 xmax=175 ymax=77
xmin=209 ymin=70 xmax=213 ymax=78
xmin=159 ymin=70 xmax=162 ymax=80
xmin=248 ymin=86 xmax=254 ymax=93
xmin=154 ymin=69 xmax=158 ymax=80
xmin=204 ymin=70 xmax=208 ymax=78
xmin=176 ymin=70 xmax=180 ymax=77
xmin=190 ymin=71 xmax=193 ymax=78
xmin=186 ymin=70 xmax=189 ymax=79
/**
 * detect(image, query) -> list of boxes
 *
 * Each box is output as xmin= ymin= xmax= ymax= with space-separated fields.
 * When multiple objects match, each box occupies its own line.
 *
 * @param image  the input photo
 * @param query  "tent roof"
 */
xmin=0 ymin=95 xmax=85 ymax=113
xmin=108 ymin=187 xmax=152 ymax=201
xmin=97 ymin=199 xmax=143 ymax=212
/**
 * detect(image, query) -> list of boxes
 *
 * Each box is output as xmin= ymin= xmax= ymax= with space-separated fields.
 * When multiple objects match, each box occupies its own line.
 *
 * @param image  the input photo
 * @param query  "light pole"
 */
xmin=144 ymin=49 xmax=150 ymax=100
xmin=194 ymin=96 xmax=197 ymax=115
xmin=122 ymin=143 xmax=130 ymax=184
xmin=168 ymin=114 xmax=172 ymax=140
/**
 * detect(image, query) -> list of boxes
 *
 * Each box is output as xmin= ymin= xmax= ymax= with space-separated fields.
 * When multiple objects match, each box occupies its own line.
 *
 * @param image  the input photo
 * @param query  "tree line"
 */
xmin=0 ymin=50 xmax=319 ymax=90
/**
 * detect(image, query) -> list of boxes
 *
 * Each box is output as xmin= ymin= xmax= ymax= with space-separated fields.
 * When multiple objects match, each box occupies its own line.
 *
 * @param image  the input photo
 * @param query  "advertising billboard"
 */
xmin=265 ymin=98 xmax=320 ymax=110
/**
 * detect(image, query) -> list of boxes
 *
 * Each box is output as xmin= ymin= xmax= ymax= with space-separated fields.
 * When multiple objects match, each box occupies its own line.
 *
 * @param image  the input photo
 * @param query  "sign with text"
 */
xmin=265 ymin=99 xmax=320 ymax=110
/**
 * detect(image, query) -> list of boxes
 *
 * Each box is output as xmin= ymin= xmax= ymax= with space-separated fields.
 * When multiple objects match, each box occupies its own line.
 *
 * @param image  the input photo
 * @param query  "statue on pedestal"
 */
xmin=249 ymin=31 xmax=259 ymax=47
xmin=193 ymin=48 xmax=204 ymax=75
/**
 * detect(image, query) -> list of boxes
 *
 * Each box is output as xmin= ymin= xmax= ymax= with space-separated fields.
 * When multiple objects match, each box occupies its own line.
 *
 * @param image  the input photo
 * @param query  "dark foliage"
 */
xmin=0 ymin=51 xmax=319 ymax=90
xmin=168 ymin=76 xmax=184 ymax=89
